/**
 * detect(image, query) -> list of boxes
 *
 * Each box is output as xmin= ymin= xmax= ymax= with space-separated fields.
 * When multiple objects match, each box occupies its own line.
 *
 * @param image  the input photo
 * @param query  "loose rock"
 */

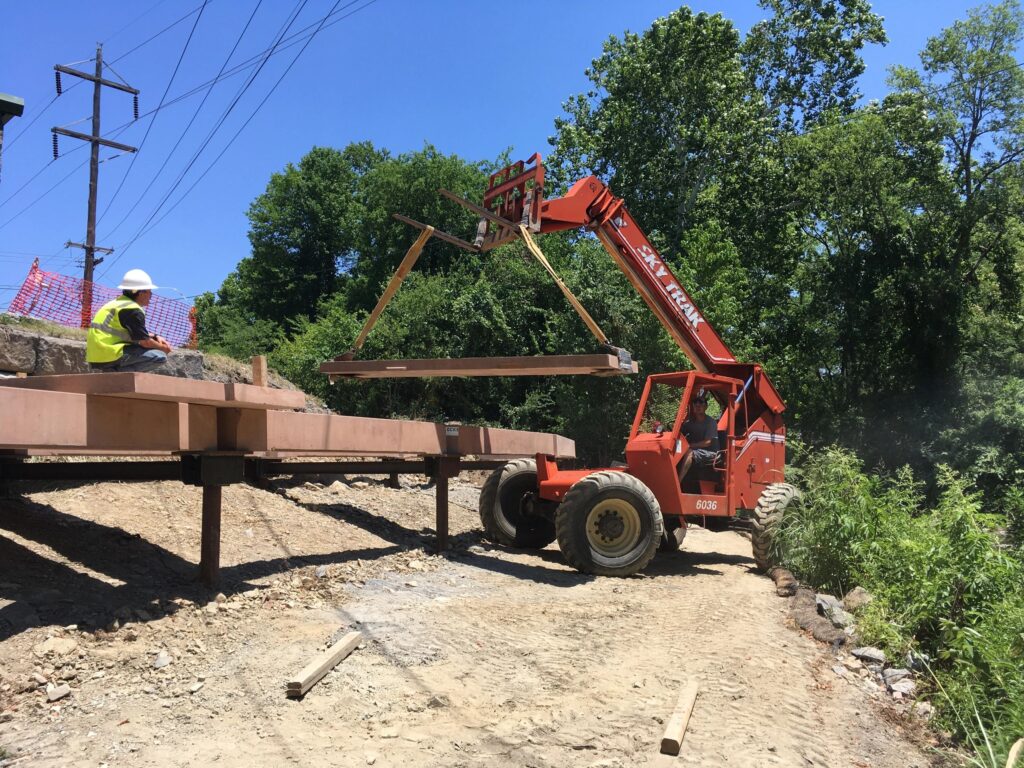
xmin=843 ymin=586 xmax=873 ymax=612
xmin=33 ymin=637 xmax=79 ymax=658
xmin=890 ymin=679 xmax=917 ymax=696
xmin=152 ymin=651 xmax=173 ymax=669
xmin=882 ymin=668 xmax=911 ymax=687
xmin=47 ymin=683 xmax=71 ymax=702
xmin=851 ymin=646 xmax=886 ymax=664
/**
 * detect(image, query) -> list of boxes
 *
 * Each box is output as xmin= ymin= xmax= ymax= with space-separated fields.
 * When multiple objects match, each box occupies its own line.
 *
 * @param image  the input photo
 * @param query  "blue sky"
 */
xmin=0 ymin=1 xmax=984 ymax=307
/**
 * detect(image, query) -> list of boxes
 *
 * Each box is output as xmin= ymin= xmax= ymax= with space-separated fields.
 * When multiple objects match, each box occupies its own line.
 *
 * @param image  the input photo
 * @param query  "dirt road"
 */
xmin=0 ymin=474 xmax=936 ymax=767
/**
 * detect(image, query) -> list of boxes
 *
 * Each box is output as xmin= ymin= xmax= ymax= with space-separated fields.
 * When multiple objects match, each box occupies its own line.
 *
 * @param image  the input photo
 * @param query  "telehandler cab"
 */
xmin=403 ymin=154 xmax=797 ymax=577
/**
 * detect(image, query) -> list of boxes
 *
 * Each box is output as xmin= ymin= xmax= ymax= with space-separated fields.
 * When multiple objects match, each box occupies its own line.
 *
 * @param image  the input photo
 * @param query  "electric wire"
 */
xmin=100 ymin=0 xmax=265 ymax=240
xmin=98 ymin=0 xmax=384 ymax=142
xmin=108 ymin=2 xmax=211 ymax=64
xmin=103 ymin=0 xmax=378 ymax=274
xmin=115 ymin=0 xmax=377 ymax=263
xmin=100 ymin=0 xmax=318 ymax=276
xmin=102 ymin=0 xmax=172 ymax=46
xmin=97 ymin=0 xmax=211 ymax=226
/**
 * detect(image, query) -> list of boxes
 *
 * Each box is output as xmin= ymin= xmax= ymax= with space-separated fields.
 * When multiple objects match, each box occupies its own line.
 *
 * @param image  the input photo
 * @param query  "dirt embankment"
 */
xmin=0 ymin=475 xmax=943 ymax=767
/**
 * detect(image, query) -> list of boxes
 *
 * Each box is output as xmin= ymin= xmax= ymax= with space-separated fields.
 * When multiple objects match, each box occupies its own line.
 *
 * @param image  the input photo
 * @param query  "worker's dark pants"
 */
xmin=679 ymin=448 xmax=718 ymax=492
xmin=89 ymin=348 xmax=167 ymax=373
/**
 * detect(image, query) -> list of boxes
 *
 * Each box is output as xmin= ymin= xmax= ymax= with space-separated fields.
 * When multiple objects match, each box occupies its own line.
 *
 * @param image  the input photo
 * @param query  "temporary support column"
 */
xmin=181 ymin=454 xmax=245 ymax=589
xmin=426 ymin=455 xmax=460 ymax=552
xmin=200 ymin=486 xmax=222 ymax=588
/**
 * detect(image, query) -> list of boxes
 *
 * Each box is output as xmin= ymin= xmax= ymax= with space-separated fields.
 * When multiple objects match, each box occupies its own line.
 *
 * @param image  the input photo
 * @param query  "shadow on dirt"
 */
xmin=0 ymin=495 xmax=401 ymax=642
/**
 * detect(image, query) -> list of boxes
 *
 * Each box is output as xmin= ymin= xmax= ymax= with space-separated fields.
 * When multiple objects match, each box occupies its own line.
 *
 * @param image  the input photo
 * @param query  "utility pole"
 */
xmin=0 ymin=93 xmax=25 ymax=184
xmin=51 ymin=44 xmax=139 ymax=327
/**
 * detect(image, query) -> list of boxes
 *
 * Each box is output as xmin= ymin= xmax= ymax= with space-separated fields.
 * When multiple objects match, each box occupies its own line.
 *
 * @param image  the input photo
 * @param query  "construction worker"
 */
xmin=677 ymin=393 xmax=720 ymax=489
xmin=86 ymin=269 xmax=173 ymax=373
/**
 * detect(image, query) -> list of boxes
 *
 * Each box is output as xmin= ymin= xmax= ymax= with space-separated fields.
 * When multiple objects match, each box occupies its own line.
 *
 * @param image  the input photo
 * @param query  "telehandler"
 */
xmin=457 ymin=155 xmax=797 ymax=577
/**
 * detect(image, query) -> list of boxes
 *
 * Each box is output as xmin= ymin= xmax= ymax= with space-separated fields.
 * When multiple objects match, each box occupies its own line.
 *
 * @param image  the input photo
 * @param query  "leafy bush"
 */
xmin=779 ymin=448 xmax=1024 ymax=764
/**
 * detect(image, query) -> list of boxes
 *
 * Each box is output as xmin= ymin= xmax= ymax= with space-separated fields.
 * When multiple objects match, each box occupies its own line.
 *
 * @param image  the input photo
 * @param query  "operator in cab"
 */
xmin=86 ymin=269 xmax=173 ymax=373
xmin=678 ymin=393 xmax=719 ymax=489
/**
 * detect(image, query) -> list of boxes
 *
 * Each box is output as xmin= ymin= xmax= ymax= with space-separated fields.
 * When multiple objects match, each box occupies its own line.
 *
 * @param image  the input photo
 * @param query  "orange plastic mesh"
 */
xmin=6 ymin=261 xmax=197 ymax=349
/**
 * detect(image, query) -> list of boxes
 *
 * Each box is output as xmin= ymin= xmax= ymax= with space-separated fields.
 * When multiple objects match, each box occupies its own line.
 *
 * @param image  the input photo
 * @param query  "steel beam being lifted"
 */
xmin=320 ymin=353 xmax=637 ymax=379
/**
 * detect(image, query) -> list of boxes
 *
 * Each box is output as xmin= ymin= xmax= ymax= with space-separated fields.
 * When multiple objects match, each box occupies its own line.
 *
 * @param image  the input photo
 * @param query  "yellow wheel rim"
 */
xmin=585 ymin=498 xmax=642 ymax=558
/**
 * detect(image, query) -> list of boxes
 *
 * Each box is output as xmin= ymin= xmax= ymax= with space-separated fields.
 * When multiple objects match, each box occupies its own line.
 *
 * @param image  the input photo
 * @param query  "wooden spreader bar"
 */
xmin=0 ymin=373 xmax=574 ymax=589
xmin=321 ymin=353 xmax=638 ymax=379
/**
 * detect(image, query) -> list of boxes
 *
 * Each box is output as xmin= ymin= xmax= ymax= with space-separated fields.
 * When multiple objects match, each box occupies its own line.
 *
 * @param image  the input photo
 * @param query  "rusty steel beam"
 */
xmin=227 ymin=410 xmax=575 ymax=458
xmin=320 ymin=354 xmax=637 ymax=379
xmin=0 ymin=372 xmax=305 ymax=410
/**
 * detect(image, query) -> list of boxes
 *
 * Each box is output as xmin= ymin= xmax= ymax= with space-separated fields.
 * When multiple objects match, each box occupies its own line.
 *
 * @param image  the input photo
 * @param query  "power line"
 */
xmin=98 ymin=0 xmax=211 ymax=226
xmin=109 ymin=2 xmax=211 ymax=64
xmin=116 ymin=0 xmax=378 ymax=263
xmin=101 ymin=0 xmax=318 ymax=276
xmin=100 ymin=0 xmax=265 ymax=240
xmin=100 ymin=0 xmax=383 ymax=141
xmin=102 ymin=0 xmax=172 ymax=45
xmin=0 ymin=157 xmax=90 ymax=231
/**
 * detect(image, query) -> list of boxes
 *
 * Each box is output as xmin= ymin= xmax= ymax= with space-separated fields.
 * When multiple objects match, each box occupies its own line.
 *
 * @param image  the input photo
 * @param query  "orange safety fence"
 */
xmin=5 ymin=260 xmax=198 ymax=349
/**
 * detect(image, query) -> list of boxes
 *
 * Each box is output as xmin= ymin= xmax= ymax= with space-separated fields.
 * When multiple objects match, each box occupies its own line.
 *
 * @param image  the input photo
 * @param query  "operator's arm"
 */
xmin=120 ymin=308 xmax=173 ymax=354
xmin=682 ymin=420 xmax=713 ymax=449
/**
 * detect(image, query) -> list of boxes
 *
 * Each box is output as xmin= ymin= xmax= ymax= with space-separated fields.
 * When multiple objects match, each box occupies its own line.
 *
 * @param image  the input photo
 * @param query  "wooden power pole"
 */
xmin=52 ymin=44 xmax=139 ymax=327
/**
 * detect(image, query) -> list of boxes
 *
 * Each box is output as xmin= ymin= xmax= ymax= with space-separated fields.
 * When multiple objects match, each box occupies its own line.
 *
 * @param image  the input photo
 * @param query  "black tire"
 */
xmin=659 ymin=516 xmax=687 ymax=552
xmin=750 ymin=482 xmax=800 ymax=571
xmin=478 ymin=459 xmax=557 ymax=549
xmin=555 ymin=471 xmax=663 ymax=577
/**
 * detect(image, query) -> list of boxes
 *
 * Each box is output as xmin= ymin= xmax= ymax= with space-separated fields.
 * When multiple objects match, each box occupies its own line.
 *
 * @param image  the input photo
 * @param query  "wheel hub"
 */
xmin=585 ymin=498 xmax=642 ymax=558
xmin=596 ymin=511 xmax=625 ymax=540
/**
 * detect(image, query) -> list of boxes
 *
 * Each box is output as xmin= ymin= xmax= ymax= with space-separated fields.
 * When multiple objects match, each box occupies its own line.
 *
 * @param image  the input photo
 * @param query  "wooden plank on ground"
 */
xmin=230 ymin=410 xmax=576 ymax=458
xmin=320 ymin=354 xmax=637 ymax=378
xmin=286 ymin=631 xmax=362 ymax=698
xmin=1007 ymin=738 xmax=1024 ymax=768
xmin=660 ymin=680 xmax=699 ymax=756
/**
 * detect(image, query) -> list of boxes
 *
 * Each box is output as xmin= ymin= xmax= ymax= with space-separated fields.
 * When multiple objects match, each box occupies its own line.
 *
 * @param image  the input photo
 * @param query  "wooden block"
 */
xmin=286 ymin=631 xmax=361 ymax=698
xmin=15 ymin=372 xmax=28 ymax=378
xmin=0 ymin=388 xmax=87 ymax=448
xmin=225 ymin=382 xmax=304 ymax=411
xmin=86 ymin=396 xmax=190 ymax=451
xmin=319 ymin=354 xmax=637 ymax=378
xmin=180 ymin=404 xmax=219 ymax=451
xmin=251 ymin=355 xmax=268 ymax=387
xmin=660 ymin=680 xmax=699 ymax=756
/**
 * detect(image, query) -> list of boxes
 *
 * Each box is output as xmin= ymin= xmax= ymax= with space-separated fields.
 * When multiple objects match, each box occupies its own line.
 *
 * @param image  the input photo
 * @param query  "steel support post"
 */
xmin=199 ymin=485 xmax=222 ymax=589
xmin=428 ymin=456 xmax=460 ymax=552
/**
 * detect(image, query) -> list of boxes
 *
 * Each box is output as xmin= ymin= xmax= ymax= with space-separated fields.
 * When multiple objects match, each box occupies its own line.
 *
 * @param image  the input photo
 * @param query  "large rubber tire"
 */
xmin=659 ymin=516 xmax=687 ymax=552
xmin=751 ymin=483 xmax=800 ymax=571
xmin=555 ymin=471 xmax=663 ymax=577
xmin=479 ymin=459 xmax=557 ymax=549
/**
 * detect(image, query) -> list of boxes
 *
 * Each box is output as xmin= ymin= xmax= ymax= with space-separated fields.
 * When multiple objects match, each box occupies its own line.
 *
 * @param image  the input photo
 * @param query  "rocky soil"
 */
xmin=0 ymin=472 xmax=949 ymax=767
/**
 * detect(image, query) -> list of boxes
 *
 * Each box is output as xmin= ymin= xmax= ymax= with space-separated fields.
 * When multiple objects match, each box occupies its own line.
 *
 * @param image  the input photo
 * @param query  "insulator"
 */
xmin=133 ymin=95 xmax=139 ymax=120
xmin=55 ymin=71 xmax=63 ymax=95
xmin=52 ymin=133 xmax=59 ymax=160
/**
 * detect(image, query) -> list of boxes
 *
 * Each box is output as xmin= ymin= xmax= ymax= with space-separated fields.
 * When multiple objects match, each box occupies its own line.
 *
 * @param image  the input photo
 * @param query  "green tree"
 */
xmin=742 ymin=0 xmax=887 ymax=131
xmin=238 ymin=143 xmax=386 ymax=327
xmin=889 ymin=0 xmax=1024 ymax=378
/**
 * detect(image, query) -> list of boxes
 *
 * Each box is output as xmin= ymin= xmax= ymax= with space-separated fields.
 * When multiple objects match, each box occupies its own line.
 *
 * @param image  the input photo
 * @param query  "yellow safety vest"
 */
xmin=86 ymin=296 xmax=144 ymax=364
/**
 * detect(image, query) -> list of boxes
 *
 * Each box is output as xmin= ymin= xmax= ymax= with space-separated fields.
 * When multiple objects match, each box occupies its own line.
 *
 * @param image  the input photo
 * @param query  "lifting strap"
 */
xmin=345 ymin=225 xmax=434 ymax=358
xmin=518 ymin=225 xmax=610 ymax=346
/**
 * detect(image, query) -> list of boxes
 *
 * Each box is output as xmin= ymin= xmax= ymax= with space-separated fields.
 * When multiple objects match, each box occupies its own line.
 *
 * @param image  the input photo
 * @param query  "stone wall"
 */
xmin=0 ymin=325 xmax=204 ymax=378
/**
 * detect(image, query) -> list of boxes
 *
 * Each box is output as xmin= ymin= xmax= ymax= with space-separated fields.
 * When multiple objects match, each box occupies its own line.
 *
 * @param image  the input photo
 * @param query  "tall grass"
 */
xmin=779 ymin=448 xmax=1024 ymax=764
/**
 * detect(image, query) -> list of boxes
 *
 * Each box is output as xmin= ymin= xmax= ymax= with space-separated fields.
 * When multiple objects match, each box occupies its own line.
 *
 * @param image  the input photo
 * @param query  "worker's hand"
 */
xmin=159 ymin=340 xmax=173 ymax=354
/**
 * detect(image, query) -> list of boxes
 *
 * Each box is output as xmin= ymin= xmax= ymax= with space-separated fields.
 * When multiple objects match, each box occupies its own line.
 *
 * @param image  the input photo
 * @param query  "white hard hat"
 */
xmin=118 ymin=268 xmax=158 ymax=291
